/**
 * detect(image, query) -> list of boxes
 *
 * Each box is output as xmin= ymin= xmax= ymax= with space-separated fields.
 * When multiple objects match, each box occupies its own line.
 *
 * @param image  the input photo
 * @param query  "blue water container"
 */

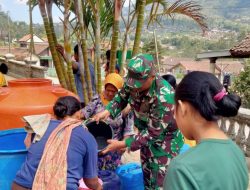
xmin=98 ymin=170 xmax=121 ymax=190
xmin=0 ymin=128 xmax=27 ymax=190
xmin=179 ymin=144 xmax=190 ymax=154
xmin=116 ymin=163 xmax=144 ymax=190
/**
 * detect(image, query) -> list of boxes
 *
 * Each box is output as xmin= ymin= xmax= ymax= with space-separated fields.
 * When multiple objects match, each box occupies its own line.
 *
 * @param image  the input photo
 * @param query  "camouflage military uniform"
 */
xmin=106 ymin=54 xmax=184 ymax=189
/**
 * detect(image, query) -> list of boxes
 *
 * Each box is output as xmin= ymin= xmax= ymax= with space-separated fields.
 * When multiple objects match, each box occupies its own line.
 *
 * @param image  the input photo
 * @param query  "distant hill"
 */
xmin=143 ymin=0 xmax=250 ymax=33
xmin=198 ymin=0 xmax=249 ymax=20
xmin=165 ymin=0 xmax=249 ymax=20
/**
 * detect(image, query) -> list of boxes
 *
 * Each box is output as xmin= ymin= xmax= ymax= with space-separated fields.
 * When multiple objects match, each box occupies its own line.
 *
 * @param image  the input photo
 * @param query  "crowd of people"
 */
xmin=9 ymin=49 xmax=249 ymax=190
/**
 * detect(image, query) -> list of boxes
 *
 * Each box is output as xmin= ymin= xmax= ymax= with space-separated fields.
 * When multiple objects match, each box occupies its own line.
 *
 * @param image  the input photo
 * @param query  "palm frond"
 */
xmin=153 ymin=0 xmax=208 ymax=33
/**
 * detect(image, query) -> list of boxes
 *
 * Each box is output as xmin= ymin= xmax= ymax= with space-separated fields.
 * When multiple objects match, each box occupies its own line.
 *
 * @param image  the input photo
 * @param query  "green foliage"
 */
xmin=232 ymin=60 xmax=250 ymax=108
xmin=0 ymin=11 xmax=46 ymax=42
xmin=159 ymin=32 xmax=243 ymax=58
xmin=176 ymin=73 xmax=184 ymax=79
xmin=142 ymin=37 xmax=165 ymax=59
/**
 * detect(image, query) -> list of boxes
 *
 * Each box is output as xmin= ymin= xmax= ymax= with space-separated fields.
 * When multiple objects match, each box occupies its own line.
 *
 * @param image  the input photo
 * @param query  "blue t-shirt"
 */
xmin=75 ymin=60 xmax=96 ymax=103
xmin=14 ymin=120 xmax=98 ymax=190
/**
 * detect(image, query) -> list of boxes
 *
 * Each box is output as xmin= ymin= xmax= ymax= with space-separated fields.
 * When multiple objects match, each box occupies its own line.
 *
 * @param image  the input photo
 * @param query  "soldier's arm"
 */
xmin=106 ymin=84 xmax=130 ymax=118
xmin=125 ymin=97 xmax=176 ymax=151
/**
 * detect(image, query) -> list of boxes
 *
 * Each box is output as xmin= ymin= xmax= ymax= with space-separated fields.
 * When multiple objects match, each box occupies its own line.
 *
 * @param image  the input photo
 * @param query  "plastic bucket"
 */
xmin=85 ymin=121 xmax=113 ymax=152
xmin=116 ymin=163 xmax=144 ymax=190
xmin=0 ymin=128 xmax=27 ymax=189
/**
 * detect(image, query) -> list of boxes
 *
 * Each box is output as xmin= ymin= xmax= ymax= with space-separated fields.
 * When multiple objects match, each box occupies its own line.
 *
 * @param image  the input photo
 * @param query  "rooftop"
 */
xmin=230 ymin=34 xmax=250 ymax=58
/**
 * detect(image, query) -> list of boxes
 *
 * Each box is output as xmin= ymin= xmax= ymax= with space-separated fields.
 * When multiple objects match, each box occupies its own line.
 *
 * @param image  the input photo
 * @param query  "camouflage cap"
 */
xmin=126 ymin=54 xmax=156 ymax=88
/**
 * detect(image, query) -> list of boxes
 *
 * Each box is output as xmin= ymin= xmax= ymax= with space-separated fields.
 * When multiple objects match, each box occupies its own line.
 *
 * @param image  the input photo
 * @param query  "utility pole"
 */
xmin=7 ymin=11 xmax=10 ymax=53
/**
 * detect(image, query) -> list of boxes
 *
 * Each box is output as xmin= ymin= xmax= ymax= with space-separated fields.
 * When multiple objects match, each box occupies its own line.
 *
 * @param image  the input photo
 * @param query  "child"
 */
xmin=164 ymin=71 xmax=248 ymax=190
xmin=0 ymin=63 xmax=8 ymax=87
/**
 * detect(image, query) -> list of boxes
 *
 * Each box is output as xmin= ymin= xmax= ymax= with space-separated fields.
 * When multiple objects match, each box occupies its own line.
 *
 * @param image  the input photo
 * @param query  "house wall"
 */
xmin=0 ymin=56 xmax=47 ymax=78
xmin=171 ymin=65 xmax=186 ymax=75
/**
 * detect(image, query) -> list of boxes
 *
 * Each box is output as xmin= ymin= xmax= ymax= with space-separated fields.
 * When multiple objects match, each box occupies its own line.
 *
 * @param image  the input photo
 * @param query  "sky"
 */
xmin=0 ymin=0 xmax=132 ymax=24
xmin=0 ymin=0 xmax=66 ymax=24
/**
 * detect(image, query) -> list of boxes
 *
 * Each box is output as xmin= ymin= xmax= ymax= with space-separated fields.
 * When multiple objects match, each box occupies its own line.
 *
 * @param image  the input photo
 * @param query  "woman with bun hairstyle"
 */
xmin=12 ymin=96 xmax=102 ymax=190
xmin=164 ymin=71 xmax=248 ymax=190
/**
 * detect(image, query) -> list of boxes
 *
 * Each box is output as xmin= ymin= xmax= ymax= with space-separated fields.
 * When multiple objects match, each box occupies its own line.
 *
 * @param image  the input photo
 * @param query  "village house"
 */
xmin=0 ymin=34 xmax=52 ymax=67
xmin=168 ymin=60 xmax=243 ymax=81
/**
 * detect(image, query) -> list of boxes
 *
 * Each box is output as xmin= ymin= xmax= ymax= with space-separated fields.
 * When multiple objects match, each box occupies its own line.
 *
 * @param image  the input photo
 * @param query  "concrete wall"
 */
xmin=0 ymin=56 xmax=47 ymax=78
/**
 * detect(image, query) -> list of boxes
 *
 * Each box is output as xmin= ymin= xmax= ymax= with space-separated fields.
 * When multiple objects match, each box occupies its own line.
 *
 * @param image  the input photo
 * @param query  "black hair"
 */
xmin=74 ymin=44 xmax=79 ymax=56
xmin=175 ymin=71 xmax=241 ymax=121
xmin=106 ymin=50 xmax=111 ymax=60
xmin=115 ymin=64 xmax=120 ymax=73
xmin=106 ymin=49 xmax=119 ymax=60
xmin=0 ymin=63 xmax=8 ymax=74
xmin=105 ymin=50 xmax=120 ymax=73
xmin=162 ymin=74 xmax=176 ymax=89
xmin=105 ymin=63 xmax=120 ymax=73
xmin=53 ymin=96 xmax=81 ymax=119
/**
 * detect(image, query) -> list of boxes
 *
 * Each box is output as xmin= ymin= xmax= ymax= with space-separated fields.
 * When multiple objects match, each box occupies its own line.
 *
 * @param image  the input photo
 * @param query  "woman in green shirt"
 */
xmin=164 ymin=71 xmax=249 ymax=190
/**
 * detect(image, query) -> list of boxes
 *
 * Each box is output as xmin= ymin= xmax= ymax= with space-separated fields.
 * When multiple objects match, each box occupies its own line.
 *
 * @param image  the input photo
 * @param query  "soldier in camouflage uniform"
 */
xmin=93 ymin=54 xmax=184 ymax=190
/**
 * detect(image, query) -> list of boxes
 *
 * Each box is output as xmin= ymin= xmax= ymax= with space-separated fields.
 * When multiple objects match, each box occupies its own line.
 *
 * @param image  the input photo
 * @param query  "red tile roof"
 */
xmin=34 ymin=43 xmax=49 ymax=55
xmin=230 ymin=34 xmax=250 ymax=57
xmin=18 ymin=34 xmax=44 ymax=43
xmin=0 ymin=47 xmax=29 ymax=61
xmin=170 ymin=60 xmax=243 ymax=75
xmin=0 ymin=44 xmax=50 ymax=61
xmin=160 ymin=56 xmax=193 ymax=70
xmin=18 ymin=34 xmax=32 ymax=42
xmin=170 ymin=60 xmax=221 ymax=74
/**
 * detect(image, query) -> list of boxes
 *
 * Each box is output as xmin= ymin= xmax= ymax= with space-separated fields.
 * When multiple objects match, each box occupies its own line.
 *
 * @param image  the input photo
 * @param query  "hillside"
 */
xmin=198 ymin=0 xmax=249 ymax=20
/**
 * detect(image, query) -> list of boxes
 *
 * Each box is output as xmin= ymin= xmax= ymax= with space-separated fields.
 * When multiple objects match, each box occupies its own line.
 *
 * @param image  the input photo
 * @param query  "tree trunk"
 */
xmin=120 ymin=32 xmax=128 ymax=75
xmin=132 ymin=0 xmax=146 ymax=56
xmin=78 ymin=40 xmax=89 ymax=103
xmin=63 ymin=0 xmax=77 ymax=94
xmin=38 ymin=0 xmax=67 ymax=89
xmin=109 ymin=0 xmax=122 ymax=73
xmin=29 ymin=0 xmax=35 ymax=55
xmin=46 ymin=0 xmax=70 ymax=90
xmin=75 ymin=0 xmax=93 ymax=103
xmin=94 ymin=0 xmax=102 ymax=94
